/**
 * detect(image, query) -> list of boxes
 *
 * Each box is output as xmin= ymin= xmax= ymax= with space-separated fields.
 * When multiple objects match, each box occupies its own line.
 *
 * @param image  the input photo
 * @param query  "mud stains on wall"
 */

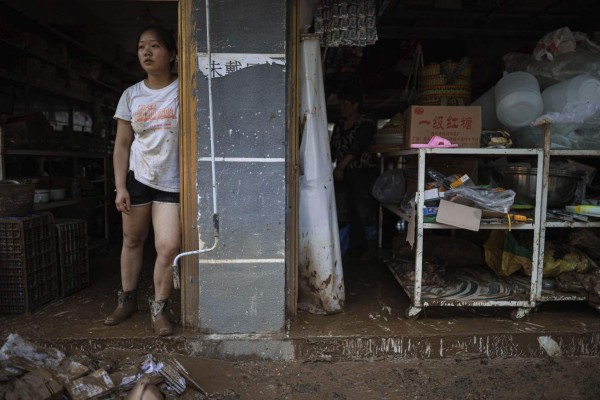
xmin=194 ymin=0 xmax=287 ymax=334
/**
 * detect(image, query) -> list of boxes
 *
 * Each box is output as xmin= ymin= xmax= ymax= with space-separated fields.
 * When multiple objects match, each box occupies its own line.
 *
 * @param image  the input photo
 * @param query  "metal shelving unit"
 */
xmin=377 ymin=147 xmax=545 ymax=320
xmin=535 ymin=125 xmax=600 ymax=306
xmin=0 ymin=2 xmax=121 ymax=251
xmin=0 ymin=131 xmax=112 ymax=249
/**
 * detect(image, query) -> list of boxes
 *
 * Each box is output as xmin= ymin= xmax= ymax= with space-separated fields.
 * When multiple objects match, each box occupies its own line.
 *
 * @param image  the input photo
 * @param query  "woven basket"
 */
xmin=421 ymin=62 xmax=471 ymax=80
xmin=420 ymin=59 xmax=472 ymax=106
xmin=418 ymin=84 xmax=471 ymax=106
xmin=420 ymin=75 xmax=470 ymax=87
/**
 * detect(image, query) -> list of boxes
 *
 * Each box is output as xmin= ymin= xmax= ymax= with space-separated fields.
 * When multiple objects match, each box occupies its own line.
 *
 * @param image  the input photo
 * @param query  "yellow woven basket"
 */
xmin=421 ymin=62 xmax=471 ymax=79
xmin=420 ymin=75 xmax=471 ymax=88
xmin=418 ymin=84 xmax=471 ymax=106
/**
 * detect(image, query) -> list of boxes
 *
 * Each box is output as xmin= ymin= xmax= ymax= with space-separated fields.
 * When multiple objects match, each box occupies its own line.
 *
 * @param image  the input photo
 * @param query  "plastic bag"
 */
xmin=533 ymin=102 xmax=600 ymax=126
xmin=533 ymin=27 xmax=577 ymax=61
xmin=541 ymin=242 xmax=595 ymax=277
xmin=443 ymin=187 xmax=516 ymax=213
xmin=485 ymin=231 xmax=597 ymax=278
xmin=484 ymin=230 xmax=532 ymax=277
xmin=504 ymin=49 xmax=600 ymax=83
xmin=372 ymin=169 xmax=405 ymax=204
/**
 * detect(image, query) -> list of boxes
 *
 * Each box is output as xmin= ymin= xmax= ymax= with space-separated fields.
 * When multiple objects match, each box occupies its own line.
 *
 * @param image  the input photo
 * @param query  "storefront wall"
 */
xmin=193 ymin=0 xmax=289 ymax=334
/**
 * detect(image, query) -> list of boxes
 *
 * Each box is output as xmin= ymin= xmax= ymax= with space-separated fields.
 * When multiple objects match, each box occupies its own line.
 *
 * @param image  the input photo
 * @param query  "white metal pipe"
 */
xmin=206 ymin=0 xmax=218 ymax=216
xmin=171 ymin=0 xmax=220 ymax=288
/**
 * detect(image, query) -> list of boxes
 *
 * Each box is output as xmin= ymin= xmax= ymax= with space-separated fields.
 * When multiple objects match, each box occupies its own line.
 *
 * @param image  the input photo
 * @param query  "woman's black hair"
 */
xmin=138 ymin=25 xmax=177 ymax=68
xmin=337 ymin=87 xmax=362 ymax=108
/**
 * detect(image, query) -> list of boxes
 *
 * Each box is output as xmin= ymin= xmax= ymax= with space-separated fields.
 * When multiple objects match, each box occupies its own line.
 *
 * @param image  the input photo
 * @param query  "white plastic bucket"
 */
xmin=495 ymin=72 xmax=543 ymax=129
xmin=472 ymin=85 xmax=502 ymax=129
xmin=541 ymin=74 xmax=600 ymax=113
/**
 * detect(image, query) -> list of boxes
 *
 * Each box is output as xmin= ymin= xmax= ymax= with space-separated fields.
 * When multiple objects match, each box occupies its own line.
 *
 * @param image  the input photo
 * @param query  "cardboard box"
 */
xmin=435 ymin=199 xmax=481 ymax=231
xmin=405 ymin=106 xmax=482 ymax=148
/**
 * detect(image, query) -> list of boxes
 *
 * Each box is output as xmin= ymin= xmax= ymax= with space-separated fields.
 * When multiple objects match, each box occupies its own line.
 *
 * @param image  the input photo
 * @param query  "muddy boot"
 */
xmin=149 ymin=298 xmax=174 ymax=336
xmin=104 ymin=290 xmax=138 ymax=326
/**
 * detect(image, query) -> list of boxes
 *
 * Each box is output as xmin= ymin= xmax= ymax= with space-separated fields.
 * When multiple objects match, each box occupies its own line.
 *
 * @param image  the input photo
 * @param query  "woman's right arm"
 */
xmin=113 ymin=119 xmax=134 ymax=214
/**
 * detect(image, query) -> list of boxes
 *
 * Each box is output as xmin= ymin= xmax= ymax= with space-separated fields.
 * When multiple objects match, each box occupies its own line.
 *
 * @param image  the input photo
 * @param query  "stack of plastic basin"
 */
xmin=495 ymin=71 xmax=544 ymax=129
xmin=542 ymin=74 xmax=600 ymax=113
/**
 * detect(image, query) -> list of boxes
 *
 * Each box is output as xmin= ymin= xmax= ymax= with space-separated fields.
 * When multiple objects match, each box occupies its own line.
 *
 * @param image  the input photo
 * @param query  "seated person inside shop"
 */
xmin=330 ymin=88 xmax=378 ymax=260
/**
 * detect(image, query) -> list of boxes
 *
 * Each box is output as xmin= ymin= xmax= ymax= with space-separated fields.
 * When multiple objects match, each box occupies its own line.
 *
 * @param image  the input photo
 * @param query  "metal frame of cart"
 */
xmin=535 ymin=125 xmax=598 ymax=305
xmin=377 ymin=147 xmax=545 ymax=320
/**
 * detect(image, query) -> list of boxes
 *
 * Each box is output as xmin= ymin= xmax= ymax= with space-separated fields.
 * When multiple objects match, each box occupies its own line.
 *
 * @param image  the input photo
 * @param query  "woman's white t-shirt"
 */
xmin=114 ymin=78 xmax=179 ymax=192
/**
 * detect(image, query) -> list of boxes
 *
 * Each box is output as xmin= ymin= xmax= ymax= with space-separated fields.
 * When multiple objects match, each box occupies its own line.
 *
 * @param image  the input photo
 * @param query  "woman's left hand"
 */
xmin=333 ymin=164 xmax=344 ymax=182
xmin=115 ymin=188 xmax=131 ymax=215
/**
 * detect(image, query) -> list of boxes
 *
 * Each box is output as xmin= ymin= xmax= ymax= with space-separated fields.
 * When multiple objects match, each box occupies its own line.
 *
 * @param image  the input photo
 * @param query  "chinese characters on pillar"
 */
xmin=198 ymin=53 xmax=286 ymax=79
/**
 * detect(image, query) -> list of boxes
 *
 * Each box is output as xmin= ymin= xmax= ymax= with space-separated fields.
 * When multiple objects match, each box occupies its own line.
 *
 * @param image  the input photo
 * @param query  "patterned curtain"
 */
xmin=314 ymin=0 xmax=378 ymax=47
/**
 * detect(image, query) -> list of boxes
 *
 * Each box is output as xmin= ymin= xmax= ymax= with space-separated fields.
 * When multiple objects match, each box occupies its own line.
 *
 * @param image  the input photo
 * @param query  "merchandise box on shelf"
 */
xmin=405 ymin=105 xmax=482 ymax=149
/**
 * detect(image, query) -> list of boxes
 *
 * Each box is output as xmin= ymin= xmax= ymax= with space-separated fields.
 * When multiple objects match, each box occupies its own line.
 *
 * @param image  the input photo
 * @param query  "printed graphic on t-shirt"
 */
xmin=132 ymin=101 xmax=177 ymax=135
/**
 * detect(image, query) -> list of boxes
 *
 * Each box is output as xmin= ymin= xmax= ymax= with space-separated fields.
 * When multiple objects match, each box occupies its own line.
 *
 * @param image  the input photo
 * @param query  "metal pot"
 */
xmin=493 ymin=166 xmax=582 ymax=209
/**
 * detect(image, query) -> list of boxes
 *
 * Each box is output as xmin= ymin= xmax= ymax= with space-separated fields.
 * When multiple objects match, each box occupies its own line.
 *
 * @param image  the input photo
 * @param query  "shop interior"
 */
xmin=2 ymin=0 xmax=600 ymax=339
xmin=294 ymin=0 xmax=600 ymax=329
xmin=0 ymin=0 xmax=179 ymax=334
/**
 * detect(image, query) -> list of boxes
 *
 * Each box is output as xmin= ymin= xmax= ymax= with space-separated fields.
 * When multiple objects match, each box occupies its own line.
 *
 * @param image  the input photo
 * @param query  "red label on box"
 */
xmin=406 ymin=106 xmax=482 ymax=148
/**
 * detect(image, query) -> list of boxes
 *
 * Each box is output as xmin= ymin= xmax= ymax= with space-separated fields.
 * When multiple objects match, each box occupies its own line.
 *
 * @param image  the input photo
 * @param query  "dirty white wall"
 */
xmin=194 ymin=0 xmax=288 ymax=334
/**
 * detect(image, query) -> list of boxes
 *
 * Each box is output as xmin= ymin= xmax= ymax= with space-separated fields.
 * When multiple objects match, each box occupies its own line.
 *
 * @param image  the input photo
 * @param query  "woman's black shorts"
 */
xmin=126 ymin=170 xmax=180 ymax=205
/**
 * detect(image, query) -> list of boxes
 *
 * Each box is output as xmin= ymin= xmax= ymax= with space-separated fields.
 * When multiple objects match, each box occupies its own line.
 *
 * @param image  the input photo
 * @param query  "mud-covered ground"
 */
xmin=2 ymin=246 xmax=600 ymax=399
xmin=4 ymin=345 xmax=598 ymax=399
xmin=204 ymin=356 xmax=600 ymax=400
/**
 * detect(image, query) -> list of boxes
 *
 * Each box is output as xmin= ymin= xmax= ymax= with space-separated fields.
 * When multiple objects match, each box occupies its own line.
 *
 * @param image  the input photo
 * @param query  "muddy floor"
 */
xmin=3 ymin=345 xmax=599 ymax=399
xmin=2 ymin=242 xmax=600 ymax=344
xmin=217 ymin=356 xmax=600 ymax=400
xmin=2 ymin=242 xmax=600 ymax=399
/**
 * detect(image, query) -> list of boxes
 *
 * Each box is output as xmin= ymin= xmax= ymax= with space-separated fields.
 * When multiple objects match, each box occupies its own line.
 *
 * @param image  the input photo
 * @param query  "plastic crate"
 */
xmin=0 ymin=212 xmax=58 ymax=313
xmin=55 ymin=219 xmax=89 ymax=297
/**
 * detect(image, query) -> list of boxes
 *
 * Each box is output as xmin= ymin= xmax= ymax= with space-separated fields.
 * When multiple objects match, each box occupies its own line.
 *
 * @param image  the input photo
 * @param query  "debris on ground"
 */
xmin=127 ymin=375 xmax=163 ymax=400
xmin=0 ymin=333 xmax=228 ymax=399
xmin=66 ymin=369 xmax=115 ymax=400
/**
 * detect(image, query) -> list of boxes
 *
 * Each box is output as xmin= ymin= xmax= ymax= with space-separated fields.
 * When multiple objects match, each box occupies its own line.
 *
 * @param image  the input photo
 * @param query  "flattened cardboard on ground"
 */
xmin=0 ymin=334 xmax=88 ymax=382
xmin=5 ymin=369 xmax=63 ymax=400
xmin=65 ymin=369 xmax=115 ymax=400
xmin=436 ymin=199 xmax=482 ymax=231
xmin=1 ymin=334 xmax=64 ymax=371
xmin=405 ymin=106 xmax=482 ymax=148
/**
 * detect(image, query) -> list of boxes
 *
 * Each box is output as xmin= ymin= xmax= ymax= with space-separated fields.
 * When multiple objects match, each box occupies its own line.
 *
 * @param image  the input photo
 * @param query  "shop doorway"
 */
xmin=0 ymin=0 xmax=185 ymax=333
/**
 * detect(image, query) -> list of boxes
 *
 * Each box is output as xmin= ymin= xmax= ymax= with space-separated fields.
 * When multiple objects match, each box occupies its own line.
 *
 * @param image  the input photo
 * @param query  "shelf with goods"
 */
xmin=0 ymin=36 xmax=122 ymax=96
xmin=0 ymin=1 xmax=134 ymax=147
xmin=0 ymin=129 xmax=113 ymax=250
xmin=374 ymin=147 xmax=545 ymax=320
xmin=535 ymin=124 xmax=600 ymax=305
xmin=0 ymin=1 xmax=128 ymax=252
xmin=0 ymin=1 xmax=139 ymax=87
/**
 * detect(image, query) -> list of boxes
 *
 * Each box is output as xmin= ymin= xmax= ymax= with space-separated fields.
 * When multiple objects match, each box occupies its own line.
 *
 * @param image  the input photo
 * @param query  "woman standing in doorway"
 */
xmin=330 ymin=88 xmax=378 ymax=260
xmin=104 ymin=25 xmax=180 ymax=336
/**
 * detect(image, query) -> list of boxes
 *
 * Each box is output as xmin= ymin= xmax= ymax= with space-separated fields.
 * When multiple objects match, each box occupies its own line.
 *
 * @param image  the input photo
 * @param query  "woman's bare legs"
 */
xmin=120 ymin=204 xmax=152 ymax=291
xmin=149 ymin=202 xmax=180 ymax=335
xmin=104 ymin=203 xmax=152 ymax=326
xmin=151 ymin=202 xmax=180 ymax=300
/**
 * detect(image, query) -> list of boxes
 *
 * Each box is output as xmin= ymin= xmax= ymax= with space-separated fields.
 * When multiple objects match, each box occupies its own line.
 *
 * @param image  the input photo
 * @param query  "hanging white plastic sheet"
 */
xmin=298 ymin=35 xmax=345 ymax=314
